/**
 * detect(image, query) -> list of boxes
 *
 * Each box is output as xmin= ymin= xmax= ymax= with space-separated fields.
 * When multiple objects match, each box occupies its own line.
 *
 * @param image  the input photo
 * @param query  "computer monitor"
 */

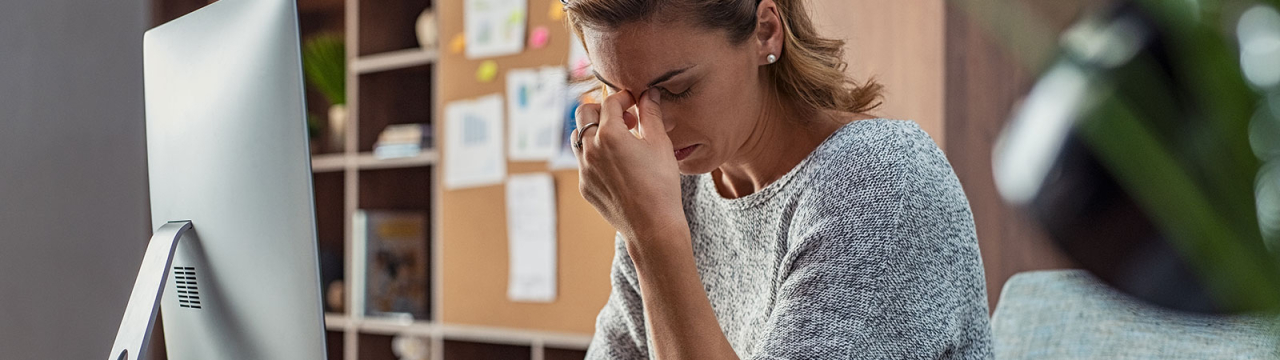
xmin=108 ymin=0 xmax=327 ymax=359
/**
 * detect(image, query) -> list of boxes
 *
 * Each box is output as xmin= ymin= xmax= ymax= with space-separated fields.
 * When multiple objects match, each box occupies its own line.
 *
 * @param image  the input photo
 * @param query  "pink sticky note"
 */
xmin=530 ymin=26 xmax=550 ymax=49
xmin=572 ymin=58 xmax=591 ymax=79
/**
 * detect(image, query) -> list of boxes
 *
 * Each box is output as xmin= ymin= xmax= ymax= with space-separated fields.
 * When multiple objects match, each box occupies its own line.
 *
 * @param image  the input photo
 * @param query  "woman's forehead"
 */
xmin=582 ymin=21 xmax=727 ymax=88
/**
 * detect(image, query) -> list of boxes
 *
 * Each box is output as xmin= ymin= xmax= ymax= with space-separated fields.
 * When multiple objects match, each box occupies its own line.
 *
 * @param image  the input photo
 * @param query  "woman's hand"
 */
xmin=575 ymin=90 xmax=738 ymax=360
xmin=572 ymin=89 xmax=688 ymax=251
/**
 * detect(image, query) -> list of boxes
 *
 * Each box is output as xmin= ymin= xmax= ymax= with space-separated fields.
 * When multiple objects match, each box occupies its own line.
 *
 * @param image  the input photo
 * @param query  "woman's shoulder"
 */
xmin=803 ymin=118 xmax=946 ymax=186
xmin=781 ymin=118 xmax=976 ymax=269
xmin=793 ymin=118 xmax=959 ymax=218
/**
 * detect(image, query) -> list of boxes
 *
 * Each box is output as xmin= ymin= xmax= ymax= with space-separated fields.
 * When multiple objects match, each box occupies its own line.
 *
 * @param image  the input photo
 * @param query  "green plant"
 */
xmin=965 ymin=0 xmax=1280 ymax=313
xmin=302 ymin=32 xmax=345 ymax=106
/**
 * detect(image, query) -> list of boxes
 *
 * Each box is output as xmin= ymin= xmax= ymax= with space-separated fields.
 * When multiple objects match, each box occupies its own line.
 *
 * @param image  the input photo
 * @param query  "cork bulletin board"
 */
xmin=436 ymin=0 xmax=617 ymax=334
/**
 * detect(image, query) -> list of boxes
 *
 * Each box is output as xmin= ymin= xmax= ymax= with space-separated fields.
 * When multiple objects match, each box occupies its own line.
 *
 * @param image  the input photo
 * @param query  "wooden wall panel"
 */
xmin=810 ymin=0 xmax=1070 ymax=310
xmin=436 ymin=0 xmax=615 ymax=335
xmin=809 ymin=0 xmax=947 ymax=147
xmin=943 ymin=1 xmax=1094 ymax=309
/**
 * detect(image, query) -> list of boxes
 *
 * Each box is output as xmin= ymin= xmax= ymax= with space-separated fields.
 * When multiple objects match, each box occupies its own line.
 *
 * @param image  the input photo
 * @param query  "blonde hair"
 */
xmin=564 ymin=0 xmax=882 ymax=116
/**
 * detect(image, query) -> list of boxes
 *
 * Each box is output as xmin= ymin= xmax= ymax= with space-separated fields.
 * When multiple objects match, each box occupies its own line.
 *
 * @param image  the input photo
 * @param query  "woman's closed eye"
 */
xmin=657 ymin=85 xmax=693 ymax=101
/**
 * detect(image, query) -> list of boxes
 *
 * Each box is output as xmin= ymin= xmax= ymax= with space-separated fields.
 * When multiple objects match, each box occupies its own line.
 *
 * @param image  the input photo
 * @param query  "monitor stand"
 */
xmin=107 ymin=220 xmax=193 ymax=360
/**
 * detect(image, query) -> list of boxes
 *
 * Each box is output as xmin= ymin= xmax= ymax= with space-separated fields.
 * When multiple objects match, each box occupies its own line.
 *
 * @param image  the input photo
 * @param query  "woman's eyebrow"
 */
xmin=645 ymin=66 xmax=694 ymax=88
xmin=592 ymin=65 xmax=695 ymax=92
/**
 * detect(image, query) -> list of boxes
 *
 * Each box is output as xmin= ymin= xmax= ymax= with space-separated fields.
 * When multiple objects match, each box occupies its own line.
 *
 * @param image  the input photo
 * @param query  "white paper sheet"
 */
xmin=506 ymin=173 xmax=557 ymax=302
xmin=507 ymin=67 xmax=567 ymax=161
xmin=464 ymin=0 xmax=527 ymax=59
xmin=548 ymin=81 xmax=604 ymax=169
xmin=444 ymin=94 xmax=506 ymax=189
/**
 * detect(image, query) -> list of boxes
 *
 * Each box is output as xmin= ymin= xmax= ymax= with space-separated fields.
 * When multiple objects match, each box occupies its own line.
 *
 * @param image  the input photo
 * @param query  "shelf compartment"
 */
xmin=357 ymin=0 xmax=433 ymax=56
xmin=545 ymin=347 xmax=589 ymax=360
xmin=314 ymin=172 xmax=347 ymax=314
xmin=444 ymin=339 xmax=532 ymax=360
xmin=357 ymin=167 xmax=434 ymax=321
xmin=358 ymin=167 xmax=433 ymax=210
xmin=358 ymin=333 xmax=399 ymax=360
xmin=298 ymin=0 xmax=347 ymax=156
xmin=325 ymin=330 xmax=345 ymax=360
xmin=298 ymin=0 xmax=343 ymax=13
xmin=357 ymin=65 xmax=434 ymax=153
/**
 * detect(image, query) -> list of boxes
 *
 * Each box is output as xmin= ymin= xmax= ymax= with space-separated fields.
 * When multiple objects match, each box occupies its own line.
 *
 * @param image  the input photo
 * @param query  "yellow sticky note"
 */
xmin=450 ymin=34 xmax=466 ymax=54
xmin=476 ymin=60 xmax=498 ymax=82
xmin=549 ymin=0 xmax=565 ymax=21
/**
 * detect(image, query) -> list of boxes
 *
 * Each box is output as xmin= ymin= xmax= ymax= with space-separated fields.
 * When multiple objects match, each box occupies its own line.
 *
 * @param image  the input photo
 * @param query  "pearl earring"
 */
xmin=766 ymin=54 xmax=777 ymax=64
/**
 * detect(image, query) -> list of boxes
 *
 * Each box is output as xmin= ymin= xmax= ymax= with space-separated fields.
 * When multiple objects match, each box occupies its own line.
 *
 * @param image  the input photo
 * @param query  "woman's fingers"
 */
xmin=575 ymin=103 xmax=601 ymax=129
xmin=570 ymin=127 xmax=582 ymax=154
xmin=574 ymin=103 xmax=602 ymax=150
xmin=637 ymin=89 xmax=667 ymax=141
xmin=575 ymin=89 xmax=648 ymax=161
xmin=622 ymin=109 xmax=639 ymax=131
xmin=599 ymin=90 xmax=637 ymax=136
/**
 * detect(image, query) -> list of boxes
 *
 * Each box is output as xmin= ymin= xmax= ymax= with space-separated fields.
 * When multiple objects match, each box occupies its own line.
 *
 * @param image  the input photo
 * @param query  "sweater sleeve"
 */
xmin=751 ymin=124 xmax=992 ymax=359
xmin=584 ymin=234 xmax=651 ymax=360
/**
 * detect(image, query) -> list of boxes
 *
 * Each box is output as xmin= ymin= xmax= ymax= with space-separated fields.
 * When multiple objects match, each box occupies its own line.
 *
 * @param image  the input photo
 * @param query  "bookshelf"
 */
xmin=152 ymin=0 xmax=608 ymax=359
xmin=319 ymin=0 xmax=597 ymax=359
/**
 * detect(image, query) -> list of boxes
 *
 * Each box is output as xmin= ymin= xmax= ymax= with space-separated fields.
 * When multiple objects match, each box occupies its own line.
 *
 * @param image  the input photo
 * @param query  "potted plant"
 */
xmin=302 ymin=32 xmax=346 ymax=153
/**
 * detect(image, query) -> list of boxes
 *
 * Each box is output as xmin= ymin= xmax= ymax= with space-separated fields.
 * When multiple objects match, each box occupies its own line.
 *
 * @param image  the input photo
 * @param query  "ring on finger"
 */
xmin=574 ymin=122 xmax=600 ymax=150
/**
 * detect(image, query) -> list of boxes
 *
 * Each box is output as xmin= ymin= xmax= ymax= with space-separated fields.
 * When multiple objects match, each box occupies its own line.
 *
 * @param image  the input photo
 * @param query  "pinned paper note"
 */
xmin=506 ymin=173 xmax=557 ymax=303
xmin=549 ymin=82 xmax=595 ymax=170
xmin=529 ymin=26 xmax=550 ymax=49
xmin=548 ymin=0 xmax=565 ymax=21
xmin=476 ymin=60 xmax=499 ymax=82
xmin=450 ymin=34 xmax=466 ymax=54
xmin=507 ymin=67 xmax=567 ymax=161
xmin=464 ymin=0 xmax=527 ymax=59
xmin=444 ymin=94 xmax=506 ymax=189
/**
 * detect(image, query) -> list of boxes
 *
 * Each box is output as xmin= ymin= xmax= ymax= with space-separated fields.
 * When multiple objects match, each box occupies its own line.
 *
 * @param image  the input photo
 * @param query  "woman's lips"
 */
xmin=674 ymin=144 xmax=699 ymax=161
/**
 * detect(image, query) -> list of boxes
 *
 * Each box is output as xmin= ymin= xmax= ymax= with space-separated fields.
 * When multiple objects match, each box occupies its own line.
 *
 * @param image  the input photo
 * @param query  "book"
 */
xmin=374 ymin=124 xmax=433 ymax=159
xmin=353 ymin=210 xmax=429 ymax=319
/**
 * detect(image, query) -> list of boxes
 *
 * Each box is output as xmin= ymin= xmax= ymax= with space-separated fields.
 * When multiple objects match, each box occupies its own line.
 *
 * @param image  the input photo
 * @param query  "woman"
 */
xmin=564 ymin=0 xmax=992 ymax=358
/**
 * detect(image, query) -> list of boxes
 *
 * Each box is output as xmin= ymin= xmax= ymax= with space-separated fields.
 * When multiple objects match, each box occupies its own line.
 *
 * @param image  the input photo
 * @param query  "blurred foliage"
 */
xmin=1089 ymin=0 xmax=1278 ymax=311
xmin=972 ymin=0 xmax=1280 ymax=312
xmin=302 ymin=32 xmax=345 ymax=106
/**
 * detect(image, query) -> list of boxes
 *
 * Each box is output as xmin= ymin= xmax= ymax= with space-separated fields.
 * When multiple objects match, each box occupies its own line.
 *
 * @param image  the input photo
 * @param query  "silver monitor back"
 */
xmin=142 ymin=0 xmax=326 ymax=358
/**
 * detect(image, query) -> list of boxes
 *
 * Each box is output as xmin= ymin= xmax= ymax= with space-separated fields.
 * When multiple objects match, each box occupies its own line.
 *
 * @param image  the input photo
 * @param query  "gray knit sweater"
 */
xmin=584 ymin=119 xmax=993 ymax=359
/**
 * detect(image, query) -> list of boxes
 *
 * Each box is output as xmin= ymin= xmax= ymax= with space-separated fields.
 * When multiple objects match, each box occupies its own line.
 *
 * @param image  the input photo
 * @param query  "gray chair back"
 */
xmin=992 ymin=270 xmax=1280 ymax=359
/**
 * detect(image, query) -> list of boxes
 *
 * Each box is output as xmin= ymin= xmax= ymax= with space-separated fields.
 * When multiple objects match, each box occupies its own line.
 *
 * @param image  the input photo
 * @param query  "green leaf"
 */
xmin=302 ymin=33 xmax=345 ymax=106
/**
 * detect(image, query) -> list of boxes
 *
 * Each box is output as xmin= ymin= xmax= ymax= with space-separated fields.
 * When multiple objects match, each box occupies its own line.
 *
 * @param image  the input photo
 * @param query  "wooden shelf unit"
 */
xmin=314 ymin=0 xmax=595 ymax=359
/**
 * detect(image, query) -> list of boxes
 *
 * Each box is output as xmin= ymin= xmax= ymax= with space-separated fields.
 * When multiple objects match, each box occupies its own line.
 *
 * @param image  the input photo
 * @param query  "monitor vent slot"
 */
xmin=173 ymin=266 xmax=202 ymax=309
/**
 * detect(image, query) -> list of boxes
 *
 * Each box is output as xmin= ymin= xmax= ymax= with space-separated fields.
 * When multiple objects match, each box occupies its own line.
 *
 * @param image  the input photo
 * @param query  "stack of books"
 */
xmin=373 ymin=123 xmax=432 ymax=159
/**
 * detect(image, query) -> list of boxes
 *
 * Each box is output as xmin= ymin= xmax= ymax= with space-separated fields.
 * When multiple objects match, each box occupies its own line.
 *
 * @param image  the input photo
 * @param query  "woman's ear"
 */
xmin=755 ymin=0 xmax=784 ymax=65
